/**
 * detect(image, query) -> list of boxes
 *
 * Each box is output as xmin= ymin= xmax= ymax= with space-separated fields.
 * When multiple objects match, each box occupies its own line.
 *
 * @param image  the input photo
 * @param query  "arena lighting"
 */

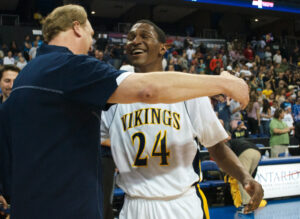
xmin=91 ymin=11 xmax=96 ymax=14
xmin=184 ymin=0 xmax=300 ymax=14
xmin=254 ymin=18 xmax=259 ymax=22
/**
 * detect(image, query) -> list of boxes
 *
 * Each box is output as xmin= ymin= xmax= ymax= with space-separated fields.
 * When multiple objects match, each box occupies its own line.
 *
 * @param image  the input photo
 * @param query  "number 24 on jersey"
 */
xmin=131 ymin=130 xmax=170 ymax=167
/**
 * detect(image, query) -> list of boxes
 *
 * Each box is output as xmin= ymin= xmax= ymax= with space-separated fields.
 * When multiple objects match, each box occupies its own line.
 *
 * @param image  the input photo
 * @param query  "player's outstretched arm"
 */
xmin=108 ymin=71 xmax=249 ymax=108
xmin=207 ymin=142 xmax=263 ymax=214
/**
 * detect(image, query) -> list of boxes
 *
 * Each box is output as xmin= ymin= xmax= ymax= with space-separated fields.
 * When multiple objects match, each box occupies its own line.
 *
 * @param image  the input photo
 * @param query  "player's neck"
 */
xmin=136 ymin=63 xmax=163 ymax=73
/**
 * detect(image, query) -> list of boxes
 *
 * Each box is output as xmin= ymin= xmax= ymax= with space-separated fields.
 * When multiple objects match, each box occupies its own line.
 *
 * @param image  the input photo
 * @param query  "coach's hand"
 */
xmin=243 ymin=179 xmax=264 ymax=214
xmin=220 ymin=71 xmax=249 ymax=109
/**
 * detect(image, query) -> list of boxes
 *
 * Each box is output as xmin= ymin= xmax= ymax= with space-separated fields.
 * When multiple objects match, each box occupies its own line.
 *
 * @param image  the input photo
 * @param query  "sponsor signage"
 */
xmin=255 ymin=163 xmax=300 ymax=199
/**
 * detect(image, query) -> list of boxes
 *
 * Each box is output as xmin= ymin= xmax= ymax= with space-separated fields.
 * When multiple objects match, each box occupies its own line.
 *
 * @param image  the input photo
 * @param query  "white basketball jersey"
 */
xmin=101 ymin=97 xmax=228 ymax=198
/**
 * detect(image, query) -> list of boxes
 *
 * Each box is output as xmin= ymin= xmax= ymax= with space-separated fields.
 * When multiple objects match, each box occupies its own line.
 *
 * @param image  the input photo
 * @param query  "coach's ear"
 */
xmin=73 ymin=21 xmax=82 ymax=38
xmin=159 ymin=43 xmax=167 ymax=56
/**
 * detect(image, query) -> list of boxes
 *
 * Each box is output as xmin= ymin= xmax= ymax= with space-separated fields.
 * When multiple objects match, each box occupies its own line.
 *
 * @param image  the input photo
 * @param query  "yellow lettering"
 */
xmin=163 ymin=110 xmax=172 ymax=126
xmin=121 ymin=114 xmax=128 ymax=131
xmin=151 ymin=108 xmax=161 ymax=124
xmin=135 ymin=109 xmax=143 ymax=127
xmin=172 ymin=112 xmax=180 ymax=130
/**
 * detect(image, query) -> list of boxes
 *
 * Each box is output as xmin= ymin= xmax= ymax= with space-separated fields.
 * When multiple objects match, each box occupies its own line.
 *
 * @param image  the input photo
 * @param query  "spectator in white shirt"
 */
xmin=282 ymin=104 xmax=294 ymax=135
xmin=265 ymin=46 xmax=272 ymax=61
xmin=186 ymin=44 xmax=195 ymax=61
xmin=3 ymin=51 xmax=15 ymax=65
xmin=16 ymin=56 xmax=27 ymax=70
xmin=273 ymin=50 xmax=282 ymax=64
xmin=29 ymin=40 xmax=39 ymax=60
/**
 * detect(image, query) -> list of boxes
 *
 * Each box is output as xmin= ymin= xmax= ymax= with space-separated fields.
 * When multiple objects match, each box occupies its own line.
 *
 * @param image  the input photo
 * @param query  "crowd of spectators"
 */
xmin=0 ymin=33 xmax=300 ymax=144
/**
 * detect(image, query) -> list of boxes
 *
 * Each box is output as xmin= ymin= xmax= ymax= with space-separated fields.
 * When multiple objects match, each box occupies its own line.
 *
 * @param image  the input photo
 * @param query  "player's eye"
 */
xmin=127 ymin=33 xmax=135 ymax=41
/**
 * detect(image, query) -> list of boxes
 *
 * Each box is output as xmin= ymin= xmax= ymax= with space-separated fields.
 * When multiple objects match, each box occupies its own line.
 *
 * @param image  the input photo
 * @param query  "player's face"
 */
xmin=0 ymin=70 xmax=18 ymax=99
xmin=126 ymin=23 xmax=164 ymax=69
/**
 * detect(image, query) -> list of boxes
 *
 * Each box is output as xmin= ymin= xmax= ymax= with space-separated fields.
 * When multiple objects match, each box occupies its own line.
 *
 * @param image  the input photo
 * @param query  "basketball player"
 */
xmin=101 ymin=20 xmax=263 ymax=218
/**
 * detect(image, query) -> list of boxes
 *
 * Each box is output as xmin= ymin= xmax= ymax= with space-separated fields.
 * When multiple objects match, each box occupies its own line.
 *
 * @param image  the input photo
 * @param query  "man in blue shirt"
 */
xmin=0 ymin=4 xmax=250 ymax=219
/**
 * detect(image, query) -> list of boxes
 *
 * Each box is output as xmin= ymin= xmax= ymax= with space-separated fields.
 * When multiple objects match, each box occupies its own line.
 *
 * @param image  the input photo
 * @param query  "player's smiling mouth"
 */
xmin=131 ymin=48 xmax=146 ymax=56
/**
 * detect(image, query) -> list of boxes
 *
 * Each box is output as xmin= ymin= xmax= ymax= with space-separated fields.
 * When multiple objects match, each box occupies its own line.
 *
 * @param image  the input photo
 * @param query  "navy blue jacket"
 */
xmin=1 ymin=44 xmax=125 ymax=219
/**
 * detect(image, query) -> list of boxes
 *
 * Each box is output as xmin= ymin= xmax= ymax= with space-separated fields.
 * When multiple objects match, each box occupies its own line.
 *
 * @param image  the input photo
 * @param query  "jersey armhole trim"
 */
xmin=108 ymin=104 xmax=119 ymax=131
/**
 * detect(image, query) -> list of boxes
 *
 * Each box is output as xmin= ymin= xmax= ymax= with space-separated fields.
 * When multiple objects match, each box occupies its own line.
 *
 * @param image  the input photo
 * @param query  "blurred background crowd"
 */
xmin=1 ymin=31 xmax=300 ymax=141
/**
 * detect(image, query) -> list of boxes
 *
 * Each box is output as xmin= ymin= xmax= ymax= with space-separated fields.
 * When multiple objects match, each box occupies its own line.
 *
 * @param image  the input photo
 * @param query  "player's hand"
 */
xmin=243 ymin=179 xmax=264 ymax=214
xmin=0 ymin=195 xmax=8 ymax=215
xmin=220 ymin=71 xmax=249 ymax=109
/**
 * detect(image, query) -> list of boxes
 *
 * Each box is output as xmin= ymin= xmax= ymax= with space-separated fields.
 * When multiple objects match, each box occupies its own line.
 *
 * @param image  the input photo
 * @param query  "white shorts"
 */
xmin=119 ymin=184 xmax=210 ymax=219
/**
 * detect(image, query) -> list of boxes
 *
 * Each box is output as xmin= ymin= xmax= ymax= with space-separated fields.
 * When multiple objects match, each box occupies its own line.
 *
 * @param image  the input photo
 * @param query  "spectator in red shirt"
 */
xmin=244 ymin=44 xmax=254 ymax=61
xmin=209 ymin=53 xmax=223 ymax=72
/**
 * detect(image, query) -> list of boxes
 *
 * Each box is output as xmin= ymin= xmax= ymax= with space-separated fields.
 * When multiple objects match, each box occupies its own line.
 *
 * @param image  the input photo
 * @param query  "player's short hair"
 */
xmin=134 ymin=19 xmax=166 ymax=43
xmin=42 ymin=4 xmax=88 ymax=43
xmin=0 ymin=65 xmax=20 ymax=80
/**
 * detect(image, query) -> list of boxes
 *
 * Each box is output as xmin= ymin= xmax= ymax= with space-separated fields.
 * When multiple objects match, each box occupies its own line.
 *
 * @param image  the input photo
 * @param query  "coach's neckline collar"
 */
xmin=37 ymin=44 xmax=73 ymax=56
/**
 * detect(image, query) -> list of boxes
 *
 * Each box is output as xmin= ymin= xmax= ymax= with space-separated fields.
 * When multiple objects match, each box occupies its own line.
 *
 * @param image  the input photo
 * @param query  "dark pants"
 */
xmin=248 ymin=117 xmax=259 ymax=135
xmin=260 ymin=120 xmax=270 ymax=136
xmin=101 ymin=156 xmax=115 ymax=219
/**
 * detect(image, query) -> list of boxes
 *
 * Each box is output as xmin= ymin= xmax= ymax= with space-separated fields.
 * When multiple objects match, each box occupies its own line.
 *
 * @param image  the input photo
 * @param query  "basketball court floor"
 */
xmin=210 ymin=196 xmax=300 ymax=219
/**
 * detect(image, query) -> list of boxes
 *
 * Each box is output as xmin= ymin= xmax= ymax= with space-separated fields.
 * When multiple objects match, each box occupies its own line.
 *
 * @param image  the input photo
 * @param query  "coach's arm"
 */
xmin=208 ymin=142 xmax=263 ymax=214
xmin=108 ymin=72 xmax=249 ymax=108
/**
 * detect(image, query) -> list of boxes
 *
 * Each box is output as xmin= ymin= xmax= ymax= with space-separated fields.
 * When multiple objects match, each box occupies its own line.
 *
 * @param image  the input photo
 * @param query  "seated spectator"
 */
xmin=3 ymin=51 xmax=15 ymax=65
xmin=269 ymin=108 xmax=294 ymax=157
xmin=23 ymin=35 xmax=32 ymax=61
xmin=273 ymin=50 xmax=282 ymax=64
xmin=231 ymin=121 xmax=249 ymax=138
xmin=213 ymin=61 xmax=221 ymax=75
xmin=264 ymin=46 xmax=272 ymax=62
xmin=280 ymin=58 xmax=289 ymax=73
xmin=178 ymin=51 xmax=188 ymax=69
xmin=230 ymin=99 xmax=242 ymax=130
xmin=209 ymin=54 xmax=223 ymax=73
xmin=292 ymin=97 xmax=300 ymax=124
xmin=188 ymin=64 xmax=197 ymax=74
xmin=262 ymin=82 xmax=273 ymax=99
xmin=198 ymin=59 xmax=206 ymax=74
xmin=29 ymin=40 xmax=39 ymax=60
xmin=0 ymin=65 xmax=20 ymax=103
xmin=249 ymin=76 xmax=258 ymax=90
xmin=35 ymin=35 xmax=43 ymax=47
xmin=244 ymin=44 xmax=254 ymax=61
xmin=276 ymin=88 xmax=287 ymax=106
xmin=240 ymin=65 xmax=252 ymax=77
xmin=215 ymin=94 xmax=231 ymax=131
xmin=16 ymin=56 xmax=27 ymax=70
xmin=186 ymin=44 xmax=195 ymax=62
